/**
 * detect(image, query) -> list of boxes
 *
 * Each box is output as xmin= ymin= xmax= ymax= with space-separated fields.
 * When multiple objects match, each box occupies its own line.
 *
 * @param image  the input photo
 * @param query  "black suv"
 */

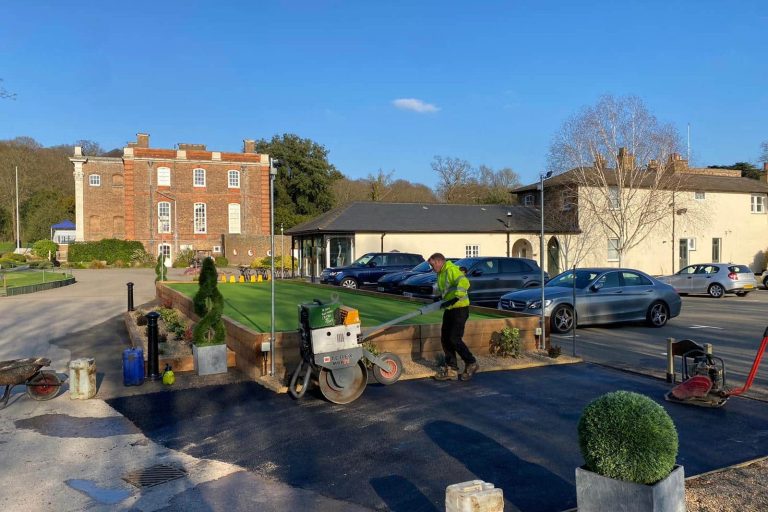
xmin=400 ymin=257 xmax=548 ymax=306
xmin=320 ymin=252 xmax=425 ymax=289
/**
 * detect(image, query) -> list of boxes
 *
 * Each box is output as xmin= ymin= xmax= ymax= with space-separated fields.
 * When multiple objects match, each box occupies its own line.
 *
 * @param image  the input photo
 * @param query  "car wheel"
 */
xmin=551 ymin=305 xmax=574 ymax=334
xmin=707 ymin=283 xmax=725 ymax=298
xmin=340 ymin=277 xmax=358 ymax=289
xmin=647 ymin=301 xmax=669 ymax=328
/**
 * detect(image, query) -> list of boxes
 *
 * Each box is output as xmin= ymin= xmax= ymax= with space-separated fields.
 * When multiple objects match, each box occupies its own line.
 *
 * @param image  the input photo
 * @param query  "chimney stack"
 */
xmin=177 ymin=143 xmax=207 ymax=151
xmin=617 ymin=147 xmax=635 ymax=170
xmin=136 ymin=133 xmax=150 ymax=148
xmin=243 ymin=139 xmax=256 ymax=153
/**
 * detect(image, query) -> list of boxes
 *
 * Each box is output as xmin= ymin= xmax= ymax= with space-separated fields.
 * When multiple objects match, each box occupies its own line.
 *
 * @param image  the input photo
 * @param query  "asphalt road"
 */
xmin=551 ymin=289 xmax=768 ymax=400
xmin=108 ymin=363 xmax=768 ymax=512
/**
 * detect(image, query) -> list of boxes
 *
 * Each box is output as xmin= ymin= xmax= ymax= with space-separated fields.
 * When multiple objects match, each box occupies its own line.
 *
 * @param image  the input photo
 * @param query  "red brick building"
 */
xmin=70 ymin=133 xmax=271 ymax=263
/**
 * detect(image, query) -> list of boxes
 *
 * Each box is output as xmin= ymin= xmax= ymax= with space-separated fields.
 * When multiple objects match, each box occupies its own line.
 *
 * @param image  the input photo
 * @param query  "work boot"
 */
xmin=460 ymin=362 xmax=480 ymax=381
xmin=434 ymin=367 xmax=458 ymax=381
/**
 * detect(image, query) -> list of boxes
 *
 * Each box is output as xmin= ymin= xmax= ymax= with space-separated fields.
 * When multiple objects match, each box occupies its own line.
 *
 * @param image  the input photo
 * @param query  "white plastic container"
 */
xmin=69 ymin=358 xmax=97 ymax=399
xmin=446 ymin=480 xmax=504 ymax=512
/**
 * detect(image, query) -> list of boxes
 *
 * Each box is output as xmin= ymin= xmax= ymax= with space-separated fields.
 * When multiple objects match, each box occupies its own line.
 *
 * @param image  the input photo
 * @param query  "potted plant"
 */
xmin=192 ymin=257 xmax=227 ymax=375
xmin=576 ymin=390 xmax=684 ymax=512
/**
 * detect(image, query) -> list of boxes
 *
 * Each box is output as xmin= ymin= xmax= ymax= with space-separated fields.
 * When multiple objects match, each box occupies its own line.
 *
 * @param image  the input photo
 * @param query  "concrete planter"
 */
xmin=575 ymin=464 xmax=685 ymax=512
xmin=193 ymin=344 xmax=228 ymax=376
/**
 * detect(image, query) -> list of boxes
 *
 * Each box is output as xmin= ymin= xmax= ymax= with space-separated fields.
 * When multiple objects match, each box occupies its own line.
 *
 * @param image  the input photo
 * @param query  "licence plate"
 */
xmin=403 ymin=292 xmax=413 ymax=297
xmin=744 ymin=284 xmax=754 ymax=289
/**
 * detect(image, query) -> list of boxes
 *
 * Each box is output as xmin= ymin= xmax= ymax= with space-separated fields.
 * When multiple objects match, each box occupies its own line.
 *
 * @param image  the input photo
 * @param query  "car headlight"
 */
xmin=528 ymin=299 xmax=552 ymax=309
xmin=328 ymin=271 xmax=340 ymax=277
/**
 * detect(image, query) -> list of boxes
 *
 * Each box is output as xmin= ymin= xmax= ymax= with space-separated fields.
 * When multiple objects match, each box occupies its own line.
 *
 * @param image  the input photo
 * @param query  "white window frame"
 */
xmin=523 ymin=194 xmax=534 ymax=206
xmin=88 ymin=174 xmax=101 ymax=186
xmin=686 ymin=238 xmax=696 ymax=251
xmin=228 ymin=169 xmax=240 ymax=188
xmin=694 ymin=191 xmax=705 ymax=200
xmin=466 ymin=245 xmax=479 ymax=258
xmin=751 ymin=194 xmax=765 ymax=213
xmin=608 ymin=187 xmax=619 ymax=210
xmin=228 ymin=203 xmax=241 ymax=234
xmin=158 ymin=202 xmax=171 ymax=233
xmin=607 ymin=238 xmax=620 ymax=262
xmin=560 ymin=190 xmax=574 ymax=211
xmin=157 ymin=166 xmax=171 ymax=186
xmin=193 ymin=168 xmax=206 ymax=187
xmin=158 ymin=243 xmax=171 ymax=266
xmin=194 ymin=202 xmax=207 ymax=233
xmin=212 ymin=245 xmax=222 ymax=254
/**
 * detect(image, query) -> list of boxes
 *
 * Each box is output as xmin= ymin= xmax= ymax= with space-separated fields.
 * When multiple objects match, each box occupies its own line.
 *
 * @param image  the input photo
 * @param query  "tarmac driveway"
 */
xmin=108 ymin=363 xmax=768 ymax=512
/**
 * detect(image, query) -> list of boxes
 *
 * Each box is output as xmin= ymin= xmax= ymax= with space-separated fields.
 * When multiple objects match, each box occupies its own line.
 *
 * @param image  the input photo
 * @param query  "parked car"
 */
xmin=376 ymin=258 xmax=458 ymax=295
xmin=498 ymin=268 xmax=682 ymax=334
xmin=319 ymin=252 xmax=424 ymax=289
xmin=400 ymin=257 xmax=547 ymax=306
xmin=658 ymin=263 xmax=758 ymax=298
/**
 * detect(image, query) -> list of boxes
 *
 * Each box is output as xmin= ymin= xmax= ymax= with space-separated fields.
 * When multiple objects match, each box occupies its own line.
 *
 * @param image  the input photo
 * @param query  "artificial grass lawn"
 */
xmin=168 ymin=280 xmax=505 ymax=332
xmin=1 ymin=270 xmax=71 ymax=288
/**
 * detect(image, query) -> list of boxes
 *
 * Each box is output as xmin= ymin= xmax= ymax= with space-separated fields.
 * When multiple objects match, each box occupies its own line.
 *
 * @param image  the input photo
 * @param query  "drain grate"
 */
xmin=122 ymin=464 xmax=187 ymax=488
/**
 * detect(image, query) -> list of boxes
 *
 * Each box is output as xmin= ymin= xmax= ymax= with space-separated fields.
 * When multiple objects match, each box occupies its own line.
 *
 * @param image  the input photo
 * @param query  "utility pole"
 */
xmin=15 ymin=166 xmax=20 ymax=251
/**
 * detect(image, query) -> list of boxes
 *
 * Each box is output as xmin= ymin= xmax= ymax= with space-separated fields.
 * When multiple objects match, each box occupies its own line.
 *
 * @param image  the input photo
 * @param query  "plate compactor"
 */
xmin=665 ymin=327 xmax=768 ymax=408
xmin=288 ymin=296 xmax=444 ymax=404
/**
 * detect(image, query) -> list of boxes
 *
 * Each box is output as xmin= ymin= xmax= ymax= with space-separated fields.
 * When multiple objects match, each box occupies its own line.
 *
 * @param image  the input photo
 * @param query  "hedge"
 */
xmin=67 ymin=239 xmax=147 ymax=264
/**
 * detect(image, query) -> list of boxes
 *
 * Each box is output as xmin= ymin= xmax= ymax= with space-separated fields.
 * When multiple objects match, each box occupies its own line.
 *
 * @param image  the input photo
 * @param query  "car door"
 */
xmin=498 ymin=258 xmax=534 ymax=297
xmin=467 ymin=258 xmax=500 ymax=304
xmin=670 ymin=265 xmax=698 ymax=293
xmin=689 ymin=264 xmax=717 ymax=294
xmin=359 ymin=254 xmax=385 ymax=285
xmin=619 ymin=271 xmax=656 ymax=319
xmin=585 ymin=271 xmax=625 ymax=323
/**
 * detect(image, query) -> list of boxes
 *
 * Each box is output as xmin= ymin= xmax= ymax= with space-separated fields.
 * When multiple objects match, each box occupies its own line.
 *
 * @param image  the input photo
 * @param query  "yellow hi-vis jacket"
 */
xmin=437 ymin=260 xmax=470 ymax=309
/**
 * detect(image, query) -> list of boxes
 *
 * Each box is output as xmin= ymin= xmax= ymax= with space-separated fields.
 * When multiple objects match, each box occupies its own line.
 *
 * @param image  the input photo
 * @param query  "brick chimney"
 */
xmin=667 ymin=153 xmax=688 ymax=173
xmin=243 ymin=139 xmax=256 ymax=153
xmin=761 ymin=163 xmax=768 ymax=183
xmin=136 ymin=133 xmax=150 ymax=148
xmin=647 ymin=159 xmax=659 ymax=172
xmin=617 ymin=147 xmax=635 ymax=170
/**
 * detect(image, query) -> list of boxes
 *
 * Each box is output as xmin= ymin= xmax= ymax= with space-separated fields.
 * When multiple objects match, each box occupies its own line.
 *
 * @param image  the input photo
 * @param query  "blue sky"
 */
xmin=1 ymin=1 xmax=766 ymax=188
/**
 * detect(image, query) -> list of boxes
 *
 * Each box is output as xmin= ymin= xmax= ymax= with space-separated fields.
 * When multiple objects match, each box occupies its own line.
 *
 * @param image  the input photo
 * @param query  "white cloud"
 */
xmin=392 ymin=98 xmax=440 ymax=113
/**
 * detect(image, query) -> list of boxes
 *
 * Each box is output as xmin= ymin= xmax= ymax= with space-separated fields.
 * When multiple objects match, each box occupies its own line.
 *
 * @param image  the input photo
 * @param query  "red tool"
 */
xmin=666 ymin=327 xmax=768 ymax=408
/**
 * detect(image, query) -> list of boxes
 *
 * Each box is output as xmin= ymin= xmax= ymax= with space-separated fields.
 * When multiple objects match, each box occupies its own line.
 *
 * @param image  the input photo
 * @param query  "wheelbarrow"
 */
xmin=0 ymin=358 xmax=62 ymax=409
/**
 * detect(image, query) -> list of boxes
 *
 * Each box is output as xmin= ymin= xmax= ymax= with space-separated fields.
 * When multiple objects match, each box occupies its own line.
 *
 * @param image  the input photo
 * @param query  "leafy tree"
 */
xmin=708 ymin=162 xmax=762 ymax=180
xmin=32 ymin=239 xmax=58 ymax=259
xmin=548 ymin=94 xmax=685 ymax=266
xmin=20 ymin=189 xmax=75 ymax=242
xmin=253 ymin=134 xmax=342 ymax=228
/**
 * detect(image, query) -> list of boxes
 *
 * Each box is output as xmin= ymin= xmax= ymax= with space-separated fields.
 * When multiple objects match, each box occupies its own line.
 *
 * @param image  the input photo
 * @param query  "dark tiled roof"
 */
xmin=285 ymin=202 xmax=548 ymax=235
xmin=514 ymin=168 xmax=768 ymax=194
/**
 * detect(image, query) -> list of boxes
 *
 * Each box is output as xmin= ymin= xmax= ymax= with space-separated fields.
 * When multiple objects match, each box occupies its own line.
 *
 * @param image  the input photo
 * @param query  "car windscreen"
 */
xmin=412 ymin=261 xmax=432 ymax=272
xmin=546 ymin=269 xmax=602 ymax=289
xmin=352 ymin=254 xmax=375 ymax=266
xmin=729 ymin=265 xmax=752 ymax=274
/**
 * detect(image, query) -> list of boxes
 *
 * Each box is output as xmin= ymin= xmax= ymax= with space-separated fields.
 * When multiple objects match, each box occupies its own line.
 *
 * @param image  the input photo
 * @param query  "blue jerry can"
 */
xmin=123 ymin=347 xmax=145 ymax=386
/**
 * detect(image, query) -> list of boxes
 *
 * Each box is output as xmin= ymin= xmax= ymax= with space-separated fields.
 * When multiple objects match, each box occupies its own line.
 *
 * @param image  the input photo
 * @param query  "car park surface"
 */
xmin=499 ymin=268 xmax=682 ymax=333
xmin=658 ymin=263 xmax=758 ymax=297
xmin=400 ymin=256 xmax=546 ymax=306
xmin=320 ymin=252 xmax=424 ymax=289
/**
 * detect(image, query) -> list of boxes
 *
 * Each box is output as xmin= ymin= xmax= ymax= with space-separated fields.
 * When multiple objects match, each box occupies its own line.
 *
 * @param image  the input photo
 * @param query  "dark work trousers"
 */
xmin=440 ymin=306 xmax=476 ymax=370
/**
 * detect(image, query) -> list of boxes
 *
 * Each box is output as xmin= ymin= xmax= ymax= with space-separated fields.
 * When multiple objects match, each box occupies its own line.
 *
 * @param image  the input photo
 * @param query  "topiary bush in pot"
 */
xmin=193 ymin=257 xmax=221 ymax=317
xmin=578 ymin=390 xmax=678 ymax=485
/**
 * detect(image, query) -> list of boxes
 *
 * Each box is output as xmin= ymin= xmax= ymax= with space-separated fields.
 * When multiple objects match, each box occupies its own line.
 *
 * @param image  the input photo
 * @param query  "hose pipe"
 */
xmin=288 ymin=360 xmax=312 ymax=399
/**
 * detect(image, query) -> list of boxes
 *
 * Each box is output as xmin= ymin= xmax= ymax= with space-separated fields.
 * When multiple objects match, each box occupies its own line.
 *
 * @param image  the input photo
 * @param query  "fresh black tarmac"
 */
xmin=108 ymin=363 xmax=768 ymax=512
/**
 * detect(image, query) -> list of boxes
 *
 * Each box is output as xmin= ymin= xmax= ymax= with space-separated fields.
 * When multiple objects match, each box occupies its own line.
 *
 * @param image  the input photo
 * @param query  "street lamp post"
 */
xmin=539 ymin=171 xmax=552 ymax=350
xmin=497 ymin=211 xmax=512 ymax=257
xmin=269 ymin=157 xmax=279 ymax=376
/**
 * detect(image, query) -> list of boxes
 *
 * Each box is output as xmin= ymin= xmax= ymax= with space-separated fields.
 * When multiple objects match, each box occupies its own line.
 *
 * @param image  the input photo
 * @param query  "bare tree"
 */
xmin=432 ymin=155 xmax=475 ymax=203
xmin=760 ymin=141 xmax=768 ymax=164
xmin=477 ymin=165 xmax=521 ymax=204
xmin=548 ymin=95 xmax=685 ymax=266
xmin=365 ymin=169 xmax=394 ymax=201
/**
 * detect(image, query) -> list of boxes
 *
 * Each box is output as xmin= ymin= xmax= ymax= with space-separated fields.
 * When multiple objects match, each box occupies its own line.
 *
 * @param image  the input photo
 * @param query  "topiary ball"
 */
xmin=578 ymin=390 xmax=678 ymax=485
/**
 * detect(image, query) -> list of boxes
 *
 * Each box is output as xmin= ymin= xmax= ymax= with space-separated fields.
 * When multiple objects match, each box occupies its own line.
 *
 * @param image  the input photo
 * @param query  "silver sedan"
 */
xmin=498 ymin=268 xmax=682 ymax=334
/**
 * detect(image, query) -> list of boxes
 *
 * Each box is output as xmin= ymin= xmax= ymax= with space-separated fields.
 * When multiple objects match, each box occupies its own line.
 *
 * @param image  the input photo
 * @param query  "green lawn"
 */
xmin=168 ymin=281 xmax=504 ymax=332
xmin=0 ymin=242 xmax=15 ymax=253
xmin=1 ymin=269 xmax=72 ymax=288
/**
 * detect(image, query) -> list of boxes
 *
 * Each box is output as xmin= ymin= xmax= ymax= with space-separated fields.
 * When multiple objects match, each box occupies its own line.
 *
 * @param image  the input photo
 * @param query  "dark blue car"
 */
xmin=320 ymin=252 xmax=424 ymax=289
xmin=376 ymin=258 xmax=459 ymax=295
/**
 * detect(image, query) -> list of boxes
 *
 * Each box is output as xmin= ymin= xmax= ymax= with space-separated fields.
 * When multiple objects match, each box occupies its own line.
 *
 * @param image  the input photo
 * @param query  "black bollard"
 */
xmin=127 ymin=282 xmax=135 ymax=312
xmin=146 ymin=311 xmax=161 ymax=381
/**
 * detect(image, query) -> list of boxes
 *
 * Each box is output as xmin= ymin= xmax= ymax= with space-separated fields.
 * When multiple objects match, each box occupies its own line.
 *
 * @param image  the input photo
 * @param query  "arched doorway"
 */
xmin=511 ymin=239 xmax=533 ymax=259
xmin=547 ymin=237 xmax=560 ymax=276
